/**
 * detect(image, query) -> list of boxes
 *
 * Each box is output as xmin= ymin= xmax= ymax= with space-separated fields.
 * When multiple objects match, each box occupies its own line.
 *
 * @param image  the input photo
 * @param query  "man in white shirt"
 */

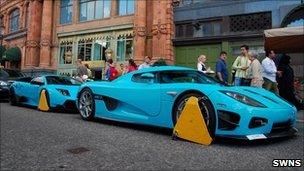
xmin=138 ymin=56 xmax=152 ymax=70
xmin=261 ymin=50 xmax=280 ymax=94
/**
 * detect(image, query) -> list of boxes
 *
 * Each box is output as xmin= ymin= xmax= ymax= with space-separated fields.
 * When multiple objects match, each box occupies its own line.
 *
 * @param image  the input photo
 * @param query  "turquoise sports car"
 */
xmin=10 ymin=76 xmax=81 ymax=111
xmin=77 ymin=66 xmax=297 ymax=140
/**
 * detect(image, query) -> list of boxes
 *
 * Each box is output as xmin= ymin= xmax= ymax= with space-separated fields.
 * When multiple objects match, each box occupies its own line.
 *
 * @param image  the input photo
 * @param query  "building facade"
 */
xmin=173 ymin=0 xmax=303 ymax=78
xmin=1 ymin=0 xmax=175 ymax=78
xmin=53 ymin=0 xmax=175 ymax=78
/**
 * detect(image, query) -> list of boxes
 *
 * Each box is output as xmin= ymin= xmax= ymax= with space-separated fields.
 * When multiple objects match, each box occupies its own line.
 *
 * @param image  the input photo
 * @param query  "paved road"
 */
xmin=1 ymin=103 xmax=303 ymax=170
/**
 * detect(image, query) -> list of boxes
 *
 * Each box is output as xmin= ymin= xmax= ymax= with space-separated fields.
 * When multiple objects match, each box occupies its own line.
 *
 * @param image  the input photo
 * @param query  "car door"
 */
xmin=27 ymin=77 xmax=45 ymax=105
xmin=108 ymin=72 xmax=161 ymax=117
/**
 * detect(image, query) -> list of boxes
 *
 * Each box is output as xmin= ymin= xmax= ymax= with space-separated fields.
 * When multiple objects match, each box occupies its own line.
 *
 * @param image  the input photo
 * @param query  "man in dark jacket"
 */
xmin=277 ymin=54 xmax=303 ymax=110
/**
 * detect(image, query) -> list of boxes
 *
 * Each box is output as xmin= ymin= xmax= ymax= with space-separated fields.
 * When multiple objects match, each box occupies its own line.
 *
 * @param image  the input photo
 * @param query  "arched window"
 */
xmin=9 ymin=8 xmax=20 ymax=32
xmin=281 ymin=5 xmax=304 ymax=27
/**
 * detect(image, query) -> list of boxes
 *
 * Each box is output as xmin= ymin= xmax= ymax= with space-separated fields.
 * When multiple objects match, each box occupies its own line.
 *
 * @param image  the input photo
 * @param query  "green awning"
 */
xmin=0 ymin=45 xmax=6 ymax=61
xmin=3 ymin=47 xmax=21 ymax=61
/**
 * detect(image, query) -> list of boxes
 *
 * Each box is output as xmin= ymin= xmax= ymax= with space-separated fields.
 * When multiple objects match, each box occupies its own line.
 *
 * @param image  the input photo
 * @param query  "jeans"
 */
xmin=234 ymin=77 xmax=242 ymax=86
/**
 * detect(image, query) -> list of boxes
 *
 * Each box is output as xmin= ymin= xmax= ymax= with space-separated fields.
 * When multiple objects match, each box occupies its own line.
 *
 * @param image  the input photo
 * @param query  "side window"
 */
xmin=30 ymin=77 xmax=45 ymax=85
xmin=132 ymin=73 xmax=155 ymax=83
xmin=159 ymin=71 xmax=202 ymax=83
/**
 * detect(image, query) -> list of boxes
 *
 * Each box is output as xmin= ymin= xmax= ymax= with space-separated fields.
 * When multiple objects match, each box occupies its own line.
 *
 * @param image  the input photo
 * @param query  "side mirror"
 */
xmin=141 ymin=73 xmax=154 ymax=79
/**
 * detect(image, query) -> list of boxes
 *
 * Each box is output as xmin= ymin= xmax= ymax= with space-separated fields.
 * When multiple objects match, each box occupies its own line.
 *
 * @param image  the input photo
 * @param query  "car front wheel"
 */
xmin=172 ymin=93 xmax=216 ymax=138
xmin=78 ymin=88 xmax=95 ymax=120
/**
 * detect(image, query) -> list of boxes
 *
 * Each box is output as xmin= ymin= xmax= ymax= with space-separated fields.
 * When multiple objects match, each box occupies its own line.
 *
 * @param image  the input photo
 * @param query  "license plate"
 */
xmin=246 ymin=134 xmax=267 ymax=140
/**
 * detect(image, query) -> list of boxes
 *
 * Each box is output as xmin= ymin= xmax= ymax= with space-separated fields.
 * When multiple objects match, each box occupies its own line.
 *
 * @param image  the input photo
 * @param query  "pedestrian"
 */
xmin=127 ymin=59 xmax=137 ymax=73
xmin=197 ymin=55 xmax=207 ymax=73
xmin=105 ymin=59 xmax=119 ymax=81
xmin=261 ymin=50 xmax=280 ymax=94
xmin=277 ymin=54 xmax=303 ymax=110
xmin=138 ymin=56 xmax=152 ymax=70
xmin=215 ymin=51 xmax=228 ymax=84
xmin=76 ymin=59 xmax=88 ymax=82
xmin=248 ymin=52 xmax=263 ymax=87
xmin=232 ymin=45 xmax=250 ymax=86
xmin=84 ymin=63 xmax=92 ymax=79
xmin=117 ymin=63 xmax=127 ymax=76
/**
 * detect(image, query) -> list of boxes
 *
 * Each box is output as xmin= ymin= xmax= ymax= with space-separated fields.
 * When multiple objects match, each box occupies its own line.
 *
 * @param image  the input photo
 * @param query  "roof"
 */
xmin=264 ymin=26 xmax=304 ymax=37
xmin=264 ymin=26 xmax=304 ymax=53
xmin=133 ymin=66 xmax=195 ymax=73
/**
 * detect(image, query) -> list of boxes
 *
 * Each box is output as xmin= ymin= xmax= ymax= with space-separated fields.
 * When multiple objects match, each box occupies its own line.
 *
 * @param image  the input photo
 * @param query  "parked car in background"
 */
xmin=10 ymin=75 xmax=81 ymax=111
xmin=0 ymin=68 xmax=25 ymax=100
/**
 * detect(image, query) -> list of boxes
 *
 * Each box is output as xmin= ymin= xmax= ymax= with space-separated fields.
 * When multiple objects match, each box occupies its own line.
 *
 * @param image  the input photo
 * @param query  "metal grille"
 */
xmin=229 ymin=12 xmax=271 ymax=32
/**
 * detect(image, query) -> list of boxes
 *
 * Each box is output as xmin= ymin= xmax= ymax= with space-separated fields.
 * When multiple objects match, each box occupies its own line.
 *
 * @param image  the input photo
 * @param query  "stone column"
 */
xmin=110 ymin=0 xmax=117 ymax=17
xmin=133 ymin=0 xmax=147 ymax=62
xmin=25 ymin=0 xmax=42 ymax=68
xmin=151 ymin=0 xmax=174 ymax=64
xmin=39 ymin=0 xmax=53 ymax=68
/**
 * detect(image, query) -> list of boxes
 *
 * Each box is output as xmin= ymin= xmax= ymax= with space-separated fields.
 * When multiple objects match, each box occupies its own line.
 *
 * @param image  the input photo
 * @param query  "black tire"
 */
xmin=78 ymin=88 xmax=95 ymax=121
xmin=38 ymin=89 xmax=50 ymax=112
xmin=172 ymin=93 xmax=216 ymax=138
xmin=9 ymin=88 xmax=18 ymax=106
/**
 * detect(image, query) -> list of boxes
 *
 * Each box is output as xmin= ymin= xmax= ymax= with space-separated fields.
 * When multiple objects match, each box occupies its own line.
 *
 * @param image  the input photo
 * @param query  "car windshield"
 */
xmin=159 ymin=70 xmax=224 ymax=85
xmin=3 ymin=69 xmax=23 ymax=77
xmin=0 ymin=69 xmax=9 ymax=78
xmin=46 ymin=76 xmax=81 ymax=85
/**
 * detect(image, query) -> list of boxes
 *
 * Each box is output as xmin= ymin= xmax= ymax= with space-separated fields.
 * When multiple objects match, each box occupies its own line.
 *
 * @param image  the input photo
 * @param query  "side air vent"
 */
xmin=218 ymin=110 xmax=240 ymax=130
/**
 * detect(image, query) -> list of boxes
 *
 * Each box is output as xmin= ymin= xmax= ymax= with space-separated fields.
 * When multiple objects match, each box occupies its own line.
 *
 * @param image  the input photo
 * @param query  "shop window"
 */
xmin=60 ymin=0 xmax=73 ymax=24
xmin=59 ymin=42 xmax=73 ymax=64
xmin=79 ymin=0 xmax=111 ymax=21
xmin=93 ymin=40 xmax=110 ymax=61
xmin=118 ymin=0 xmax=134 ymax=16
xmin=78 ymin=40 xmax=92 ymax=61
xmin=9 ymin=8 xmax=20 ymax=32
xmin=116 ymin=37 xmax=133 ymax=61
xmin=229 ymin=12 xmax=271 ymax=32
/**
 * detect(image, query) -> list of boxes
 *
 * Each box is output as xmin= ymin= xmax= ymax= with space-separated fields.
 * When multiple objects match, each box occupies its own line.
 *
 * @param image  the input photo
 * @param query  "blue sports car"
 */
xmin=10 ymin=75 xmax=81 ymax=111
xmin=76 ymin=66 xmax=297 ymax=140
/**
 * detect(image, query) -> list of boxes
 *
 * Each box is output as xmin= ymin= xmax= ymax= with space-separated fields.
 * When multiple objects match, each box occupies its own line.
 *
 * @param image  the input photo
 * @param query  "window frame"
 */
xmin=60 ymin=0 xmax=73 ymax=25
xmin=77 ymin=40 xmax=93 ymax=62
xmin=79 ymin=0 xmax=111 ymax=22
xmin=118 ymin=0 xmax=135 ymax=16
xmin=9 ymin=8 xmax=20 ymax=33
xmin=116 ymin=37 xmax=133 ymax=62
xmin=59 ymin=42 xmax=73 ymax=65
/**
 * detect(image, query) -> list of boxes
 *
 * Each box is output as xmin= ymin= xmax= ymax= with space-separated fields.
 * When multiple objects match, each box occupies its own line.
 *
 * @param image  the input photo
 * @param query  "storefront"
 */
xmin=57 ymin=29 xmax=134 ymax=80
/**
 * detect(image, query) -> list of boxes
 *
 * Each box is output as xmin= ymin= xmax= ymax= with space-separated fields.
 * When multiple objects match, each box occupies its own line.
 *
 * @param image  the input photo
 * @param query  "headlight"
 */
xmin=220 ymin=91 xmax=266 ymax=108
xmin=56 ymin=89 xmax=70 ymax=96
xmin=0 ymin=81 xmax=8 ymax=86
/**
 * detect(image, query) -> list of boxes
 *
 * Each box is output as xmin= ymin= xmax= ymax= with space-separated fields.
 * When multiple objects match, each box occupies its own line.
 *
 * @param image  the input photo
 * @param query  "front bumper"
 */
xmin=217 ymin=127 xmax=298 ymax=140
xmin=213 ymin=99 xmax=297 ymax=140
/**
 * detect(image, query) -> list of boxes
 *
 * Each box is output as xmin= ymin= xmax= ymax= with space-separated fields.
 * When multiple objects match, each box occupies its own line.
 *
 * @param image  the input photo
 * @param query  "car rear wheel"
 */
xmin=9 ymin=88 xmax=18 ymax=106
xmin=173 ymin=93 xmax=216 ymax=138
xmin=78 ymin=88 xmax=95 ymax=120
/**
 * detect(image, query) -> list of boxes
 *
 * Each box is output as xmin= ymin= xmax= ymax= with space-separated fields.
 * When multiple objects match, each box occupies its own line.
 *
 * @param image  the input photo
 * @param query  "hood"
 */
xmin=219 ymin=86 xmax=293 ymax=109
